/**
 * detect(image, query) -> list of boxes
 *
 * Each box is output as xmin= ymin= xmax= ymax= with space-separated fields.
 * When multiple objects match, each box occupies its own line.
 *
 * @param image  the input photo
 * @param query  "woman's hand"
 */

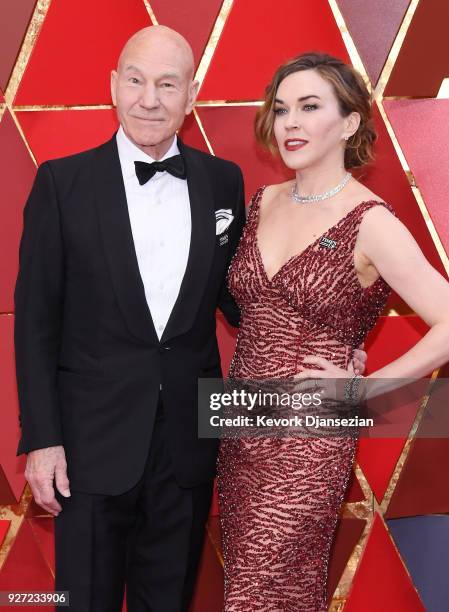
xmin=293 ymin=356 xmax=354 ymax=403
xmin=352 ymin=344 xmax=367 ymax=375
xmin=295 ymin=355 xmax=353 ymax=380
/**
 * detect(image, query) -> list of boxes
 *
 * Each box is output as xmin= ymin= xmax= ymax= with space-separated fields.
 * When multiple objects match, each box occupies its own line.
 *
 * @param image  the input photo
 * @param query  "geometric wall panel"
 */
xmin=345 ymin=471 xmax=367 ymax=503
xmin=336 ymin=0 xmax=410 ymax=86
xmin=0 ymin=520 xmax=54 ymax=598
xmin=16 ymin=109 xmax=119 ymax=164
xmin=344 ymin=514 xmax=425 ymax=611
xmin=358 ymin=315 xmax=431 ymax=503
xmin=356 ymin=105 xmax=446 ymax=281
xmin=384 ymin=0 xmax=449 ymax=97
xmin=0 ymin=520 xmax=10 ymax=549
xmin=17 ymin=110 xmax=210 ymax=166
xmin=0 ymin=110 xmax=36 ymax=312
xmin=365 ymin=316 xmax=429 ymax=374
xmin=150 ymin=0 xmax=223 ymax=69
xmin=385 ymin=438 xmax=449 ymax=518
xmin=199 ymin=0 xmax=350 ymax=100
xmin=387 ymin=515 xmax=449 ymax=612
xmin=327 ymin=517 xmax=366 ymax=601
xmin=0 ymin=315 xmax=26 ymax=502
xmin=15 ymin=0 xmax=152 ymax=105
xmin=28 ymin=518 xmax=55 ymax=576
xmin=0 ymin=0 xmax=36 ymax=92
xmin=196 ymin=106 xmax=291 ymax=201
xmin=357 ymin=438 xmax=409 ymax=504
xmin=178 ymin=113 xmax=209 ymax=153
xmin=384 ymin=99 xmax=449 ymax=258
xmin=0 ymin=466 xmax=16 ymax=506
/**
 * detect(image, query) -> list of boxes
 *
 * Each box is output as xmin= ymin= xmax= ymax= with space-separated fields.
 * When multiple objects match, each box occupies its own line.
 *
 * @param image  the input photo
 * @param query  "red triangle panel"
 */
xmin=17 ymin=109 xmax=119 ymax=164
xmin=199 ymin=0 xmax=350 ymax=100
xmin=327 ymin=518 xmax=366 ymax=601
xmin=336 ymin=0 xmax=410 ymax=85
xmin=384 ymin=0 xmax=449 ymax=97
xmin=0 ymin=520 xmax=54 ymax=603
xmin=0 ymin=0 xmax=36 ymax=92
xmin=150 ymin=0 xmax=223 ymax=70
xmin=386 ymin=438 xmax=449 ymax=518
xmin=345 ymin=514 xmax=425 ymax=611
xmin=28 ymin=518 xmax=55 ymax=575
xmin=0 ymin=110 xmax=36 ymax=312
xmin=384 ymin=99 xmax=449 ymax=258
xmin=0 ymin=315 xmax=26 ymax=502
xmin=15 ymin=0 xmax=152 ymax=105
xmin=0 ymin=520 xmax=10 ymax=548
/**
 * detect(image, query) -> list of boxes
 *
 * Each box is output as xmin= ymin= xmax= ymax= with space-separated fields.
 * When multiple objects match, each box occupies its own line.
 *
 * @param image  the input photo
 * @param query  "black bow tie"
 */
xmin=134 ymin=155 xmax=186 ymax=184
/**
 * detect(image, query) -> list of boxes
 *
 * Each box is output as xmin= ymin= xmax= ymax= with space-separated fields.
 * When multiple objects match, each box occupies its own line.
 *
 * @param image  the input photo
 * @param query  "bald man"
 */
xmin=15 ymin=26 xmax=245 ymax=611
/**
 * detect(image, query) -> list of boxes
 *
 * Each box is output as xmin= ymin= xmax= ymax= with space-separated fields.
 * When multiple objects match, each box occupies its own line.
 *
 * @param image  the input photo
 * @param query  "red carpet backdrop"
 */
xmin=1 ymin=0 xmax=449 ymax=610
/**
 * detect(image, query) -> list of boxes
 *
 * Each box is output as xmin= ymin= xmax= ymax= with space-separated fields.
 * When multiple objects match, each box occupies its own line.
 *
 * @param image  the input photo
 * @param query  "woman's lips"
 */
xmin=284 ymin=139 xmax=308 ymax=152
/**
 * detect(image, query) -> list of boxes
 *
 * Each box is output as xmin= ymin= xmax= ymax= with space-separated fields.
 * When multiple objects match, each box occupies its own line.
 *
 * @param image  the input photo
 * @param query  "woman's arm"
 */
xmin=296 ymin=205 xmax=449 ymax=401
xmin=358 ymin=205 xmax=449 ymax=381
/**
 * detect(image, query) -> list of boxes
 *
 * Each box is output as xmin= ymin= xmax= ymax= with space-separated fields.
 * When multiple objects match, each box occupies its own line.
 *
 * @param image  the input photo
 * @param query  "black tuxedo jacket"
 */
xmin=14 ymin=134 xmax=245 ymax=494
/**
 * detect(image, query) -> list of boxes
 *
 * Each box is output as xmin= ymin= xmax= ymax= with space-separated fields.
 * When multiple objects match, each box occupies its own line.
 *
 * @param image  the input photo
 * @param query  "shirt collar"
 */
xmin=116 ymin=125 xmax=180 ymax=181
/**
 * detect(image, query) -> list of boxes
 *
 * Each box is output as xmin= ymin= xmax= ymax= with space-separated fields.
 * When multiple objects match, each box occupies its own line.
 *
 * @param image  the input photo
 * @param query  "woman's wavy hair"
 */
xmin=255 ymin=52 xmax=376 ymax=168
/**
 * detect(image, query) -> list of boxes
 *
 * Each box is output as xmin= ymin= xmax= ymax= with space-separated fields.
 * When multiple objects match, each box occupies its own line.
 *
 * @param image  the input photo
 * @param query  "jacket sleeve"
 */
xmin=217 ymin=164 xmax=245 ymax=328
xmin=14 ymin=161 xmax=65 ymax=455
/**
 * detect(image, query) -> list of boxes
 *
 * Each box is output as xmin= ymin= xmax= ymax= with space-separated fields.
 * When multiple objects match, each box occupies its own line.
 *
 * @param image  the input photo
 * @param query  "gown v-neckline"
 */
xmin=253 ymin=186 xmax=382 ymax=284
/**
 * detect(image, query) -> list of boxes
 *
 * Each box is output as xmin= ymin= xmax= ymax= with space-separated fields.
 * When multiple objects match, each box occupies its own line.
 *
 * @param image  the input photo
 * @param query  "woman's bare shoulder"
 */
xmin=260 ymin=180 xmax=295 ymax=207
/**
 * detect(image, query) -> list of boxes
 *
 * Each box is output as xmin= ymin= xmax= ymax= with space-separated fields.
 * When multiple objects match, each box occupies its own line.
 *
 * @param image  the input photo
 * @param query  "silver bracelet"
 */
xmin=344 ymin=374 xmax=364 ymax=405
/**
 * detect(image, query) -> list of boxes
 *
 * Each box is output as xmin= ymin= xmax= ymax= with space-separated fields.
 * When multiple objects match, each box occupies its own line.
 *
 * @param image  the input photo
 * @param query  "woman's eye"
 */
xmin=303 ymin=104 xmax=318 ymax=111
xmin=273 ymin=107 xmax=287 ymax=115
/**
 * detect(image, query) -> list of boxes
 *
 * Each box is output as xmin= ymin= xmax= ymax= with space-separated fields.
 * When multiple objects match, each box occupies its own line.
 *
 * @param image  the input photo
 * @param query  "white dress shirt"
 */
xmin=116 ymin=126 xmax=191 ymax=340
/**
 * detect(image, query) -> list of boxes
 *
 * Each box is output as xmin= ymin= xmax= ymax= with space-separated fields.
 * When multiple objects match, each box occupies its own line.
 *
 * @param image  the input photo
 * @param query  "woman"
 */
xmin=217 ymin=52 xmax=449 ymax=611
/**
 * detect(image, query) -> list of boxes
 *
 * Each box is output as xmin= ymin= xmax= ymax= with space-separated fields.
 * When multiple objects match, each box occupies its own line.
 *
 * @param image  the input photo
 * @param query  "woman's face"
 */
xmin=273 ymin=68 xmax=354 ymax=171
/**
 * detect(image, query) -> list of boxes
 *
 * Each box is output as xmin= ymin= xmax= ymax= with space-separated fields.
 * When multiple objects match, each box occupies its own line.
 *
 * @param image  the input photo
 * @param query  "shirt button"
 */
xmin=159 ymin=283 xmax=164 ymax=290
xmin=158 ymin=324 xmax=164 ymax=331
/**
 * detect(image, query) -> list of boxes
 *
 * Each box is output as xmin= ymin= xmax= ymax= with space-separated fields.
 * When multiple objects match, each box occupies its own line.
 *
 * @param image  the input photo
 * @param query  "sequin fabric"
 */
xmin=217 ymin=186 xmax=394 ymax=611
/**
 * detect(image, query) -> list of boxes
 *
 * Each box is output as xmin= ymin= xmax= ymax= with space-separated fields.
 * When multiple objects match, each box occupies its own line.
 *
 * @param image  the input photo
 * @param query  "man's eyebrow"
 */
xmin=157 ymin=73 xmax=182 ymax=82
xmin=124 ymin=65 xmax=143 ymax=73
xmin=274 ymin=95 xmax=321 ymax=104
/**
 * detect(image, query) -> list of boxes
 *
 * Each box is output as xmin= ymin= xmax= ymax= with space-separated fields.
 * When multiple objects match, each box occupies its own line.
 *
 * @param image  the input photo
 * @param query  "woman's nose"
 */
xmin=284 ymin=112 xmax=300 ymax=130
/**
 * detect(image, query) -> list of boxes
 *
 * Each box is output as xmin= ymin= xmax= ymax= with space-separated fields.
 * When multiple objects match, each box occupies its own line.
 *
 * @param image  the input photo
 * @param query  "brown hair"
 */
xmin=255 ymin=52 xmax=376 ymax=168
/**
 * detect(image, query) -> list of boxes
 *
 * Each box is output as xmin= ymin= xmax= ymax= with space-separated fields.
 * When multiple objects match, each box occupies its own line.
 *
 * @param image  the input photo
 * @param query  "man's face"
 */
xmin=111 ymin=36 xmax=198 ymax=157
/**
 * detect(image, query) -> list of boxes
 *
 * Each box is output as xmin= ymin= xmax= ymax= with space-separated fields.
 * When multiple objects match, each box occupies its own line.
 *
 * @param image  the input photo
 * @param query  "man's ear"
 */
xmin=185 ymin=79 xmax=200 ymax=115
xmin=110 ymin=70 xmax=118 ymax=106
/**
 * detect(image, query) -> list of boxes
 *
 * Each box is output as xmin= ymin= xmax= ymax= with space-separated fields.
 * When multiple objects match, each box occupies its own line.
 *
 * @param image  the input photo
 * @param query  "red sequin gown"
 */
xmin=217 ymin=187 xmax=394 ymax=611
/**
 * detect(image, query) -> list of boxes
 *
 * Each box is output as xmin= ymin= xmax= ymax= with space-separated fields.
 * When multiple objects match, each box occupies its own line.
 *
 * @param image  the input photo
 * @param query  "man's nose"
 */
xmin=139 ymin=84 xmax=160 ymax=109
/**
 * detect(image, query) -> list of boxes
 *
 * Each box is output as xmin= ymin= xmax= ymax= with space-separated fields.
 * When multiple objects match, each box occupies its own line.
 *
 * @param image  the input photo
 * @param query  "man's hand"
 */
xmin=25 ymin=445 xmax=70 ymax=516
xmin=351 ymin=343 xmax=367 ymax=375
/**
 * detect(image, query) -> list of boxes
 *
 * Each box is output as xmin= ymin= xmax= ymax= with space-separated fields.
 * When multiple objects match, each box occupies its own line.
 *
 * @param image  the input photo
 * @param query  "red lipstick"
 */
xmin=284 ymin=139 xmax=308 ymax=152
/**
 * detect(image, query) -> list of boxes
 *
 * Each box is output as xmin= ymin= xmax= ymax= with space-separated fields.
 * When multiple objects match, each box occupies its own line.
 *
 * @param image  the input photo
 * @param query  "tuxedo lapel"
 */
xmin=93 ymin=136 xmax=159 ymax=345
xmin=161 ymin=140 xmax=215 ymax=343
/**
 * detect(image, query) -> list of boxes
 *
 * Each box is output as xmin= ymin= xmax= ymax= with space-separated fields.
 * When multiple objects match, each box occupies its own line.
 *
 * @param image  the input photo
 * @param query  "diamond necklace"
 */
xmin=291 ymin=172 xmax=352 ymax=204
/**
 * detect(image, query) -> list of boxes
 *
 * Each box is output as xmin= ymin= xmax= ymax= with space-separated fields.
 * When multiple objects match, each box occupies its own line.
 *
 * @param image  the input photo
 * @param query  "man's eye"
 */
xmin=129 ymin=77 xmax=140 ymax=84
xmin=303 ymin=104 xmax=318 ymax=111
xmin=273 ymin=107 xmax=287 ymax=115
xmin=161 ymin=83 xmax=174 ymax=88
